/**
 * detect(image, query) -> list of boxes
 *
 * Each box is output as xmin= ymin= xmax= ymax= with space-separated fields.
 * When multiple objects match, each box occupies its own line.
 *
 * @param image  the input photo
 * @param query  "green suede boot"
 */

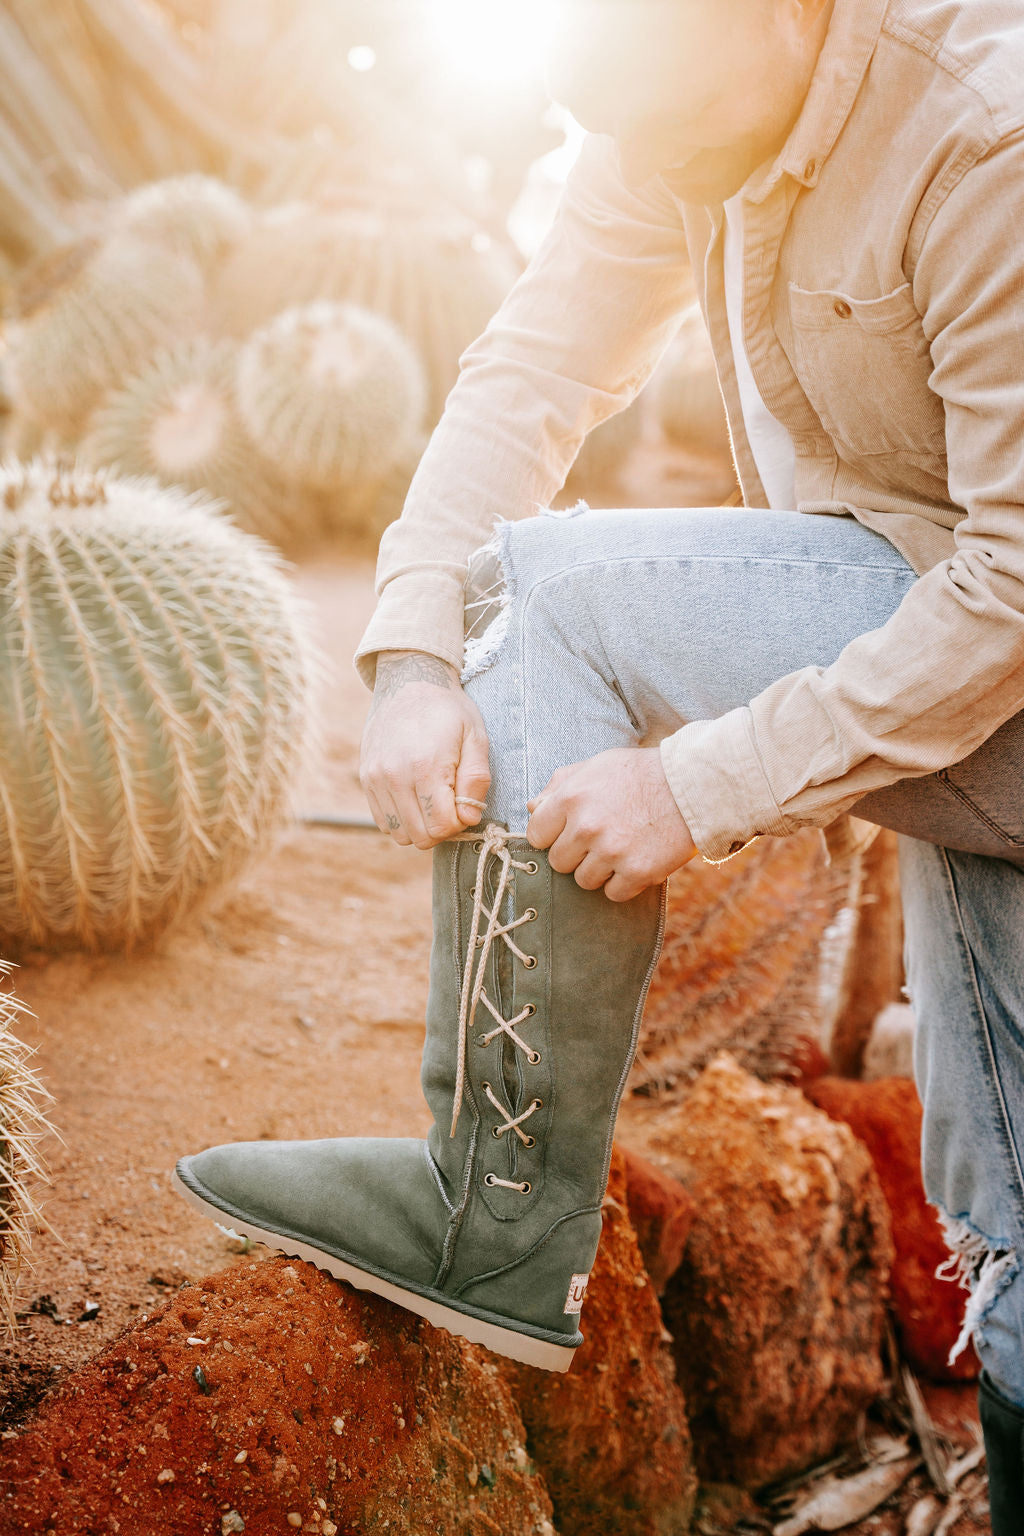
xmin=173 ymin=825 xmax=665 ymax=1371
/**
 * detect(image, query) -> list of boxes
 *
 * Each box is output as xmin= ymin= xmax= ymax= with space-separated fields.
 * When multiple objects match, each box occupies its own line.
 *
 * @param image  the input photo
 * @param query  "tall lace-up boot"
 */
xmin=173 ymin=825 xmax=665 ymax=1371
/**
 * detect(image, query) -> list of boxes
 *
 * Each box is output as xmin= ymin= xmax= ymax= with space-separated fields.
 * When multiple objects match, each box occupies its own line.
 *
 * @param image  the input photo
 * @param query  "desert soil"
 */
xmin=0 ymin=443 xmax=993 ymax=1532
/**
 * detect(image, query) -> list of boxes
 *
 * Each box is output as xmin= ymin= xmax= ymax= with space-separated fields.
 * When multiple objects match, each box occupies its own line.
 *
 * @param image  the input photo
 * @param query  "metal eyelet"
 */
xmin=481 ymin=1080 xmax=491 ymax=1091
xmin=531 ymin=1097 xmax=543 ymax=1110
xmin=484 ymin=1173 xmax=498 ymax=1187
xmin=491 ymin=1126 xmax=502 ymax=1139
xmin=475 ymin=936 xmax=484 ymax=948
xmin=519 ymin=1182 xmax=532 ymax=1194
xmin=525 ymin=861 xmax=539 ymax=875
xmin=523 ymin=955 xmax=538 ymax=969
xmin=522 ymin=1136 xmax=536 ymax=1149
xmin=473 ymin=841 xmax=484 ymax=853
xmin=527 ymin=1050 xmax=542 ymax=1066
xmin=524 ymin=908 xmax=537 ymax=922
xmin=476 ymin=1033 xmax=489 ymax=1048
xmin=469 ymin=885 xmax=477 ymax=897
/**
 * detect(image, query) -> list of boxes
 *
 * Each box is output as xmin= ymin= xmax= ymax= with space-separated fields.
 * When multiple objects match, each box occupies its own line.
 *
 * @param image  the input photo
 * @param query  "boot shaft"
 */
xmin=423 ymin=830 xmax=666 ymax=1227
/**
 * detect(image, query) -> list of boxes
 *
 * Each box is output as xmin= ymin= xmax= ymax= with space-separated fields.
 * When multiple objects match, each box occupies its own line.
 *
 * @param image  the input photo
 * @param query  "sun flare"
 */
xmin=427 ymin=0 xmax=551 ymax=88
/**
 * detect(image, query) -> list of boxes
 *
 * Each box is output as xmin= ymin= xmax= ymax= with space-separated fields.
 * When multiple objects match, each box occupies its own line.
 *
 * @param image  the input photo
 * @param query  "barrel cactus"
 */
xmin=5 ymin=234 xmax=205 ymax=438
xmin=652 ymin=305 xmax=732 ymax=459
xmin=0 ymin=459 xmax=314 ymax=953
xmin=83 ymin=340 xmax=296 ymax=547
xmin=216 ymin=201 xmax=519 ymax=421
xmin=117 ymin=174 xmax=251 ymax=269
xmin=235 ymin=301 xmax=426 ymax=496
xmin=0 ymin=968 xmax=52 ymax=1327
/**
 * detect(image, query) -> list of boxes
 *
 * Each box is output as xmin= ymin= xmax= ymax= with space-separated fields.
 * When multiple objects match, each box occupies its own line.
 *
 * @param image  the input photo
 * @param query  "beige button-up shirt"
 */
xmin=356 ymin=0 xmax=1024 ymax=862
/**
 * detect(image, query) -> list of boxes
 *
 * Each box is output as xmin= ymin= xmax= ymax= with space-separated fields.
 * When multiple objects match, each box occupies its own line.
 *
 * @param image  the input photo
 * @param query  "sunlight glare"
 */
xmin=428 ymin=0 xmax=551 ymax=88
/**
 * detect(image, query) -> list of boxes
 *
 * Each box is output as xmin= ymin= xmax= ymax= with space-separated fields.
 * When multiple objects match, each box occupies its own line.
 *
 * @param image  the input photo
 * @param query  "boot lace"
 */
xmin=451 ymin=826 xmax=542 ymax=1180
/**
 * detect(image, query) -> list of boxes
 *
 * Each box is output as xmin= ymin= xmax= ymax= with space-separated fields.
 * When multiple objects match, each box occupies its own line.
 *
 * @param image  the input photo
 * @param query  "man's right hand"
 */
xmin=359 ymin=650 xmax=492 ymax=850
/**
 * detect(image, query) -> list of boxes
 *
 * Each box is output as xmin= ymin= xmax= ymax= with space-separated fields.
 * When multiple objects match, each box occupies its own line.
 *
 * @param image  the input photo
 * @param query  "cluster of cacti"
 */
xmin=0 ymin=459 xmax=313 ymax=954
xmin=3 ymin=152 xmax=530 ymax=547
xmin=652 ymin=304 xmax=733 ymax=460
xmin=0 ymin=965 xmax=52 ymax=1328
xmin=216 ymin=200 xmax=520 ymax=422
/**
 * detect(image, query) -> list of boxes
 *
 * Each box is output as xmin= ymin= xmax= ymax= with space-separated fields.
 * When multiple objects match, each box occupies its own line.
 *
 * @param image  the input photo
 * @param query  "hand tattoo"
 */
xmin=370 ymin=654 xmax=455 ymax=716
xmin=386 ymin=814 xmax=401 ymax=832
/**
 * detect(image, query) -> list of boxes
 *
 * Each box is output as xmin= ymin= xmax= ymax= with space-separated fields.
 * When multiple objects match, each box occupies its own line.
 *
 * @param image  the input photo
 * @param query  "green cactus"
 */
xmin=0 ymin=459 xmax=314 ymax=953
xmin=235 ymin=301 xmax=426 ymax=496
xmin=216 ymin=201 xmax=519 ymax=422
xmin=82 ymin=340 xmax=297 ymax=549
xmin=653 ymin=305 xmax=732 ymax=459
xmin=117 ymin=174 xmax=252 ymax=270
xmin=5 ymin=233 xmax=206 ymax=439
xmin=0 ymin=968 xmax=53 ymax=1330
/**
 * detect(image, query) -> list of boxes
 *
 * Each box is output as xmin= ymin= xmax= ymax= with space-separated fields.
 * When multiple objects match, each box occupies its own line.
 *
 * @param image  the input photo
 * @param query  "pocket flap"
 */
xmin=789 ymin=281 xmax=920 ymax=336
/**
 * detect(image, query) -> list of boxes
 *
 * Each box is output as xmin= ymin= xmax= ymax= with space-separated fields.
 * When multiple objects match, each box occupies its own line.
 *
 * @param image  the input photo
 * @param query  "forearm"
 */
xmin=355 ymin=133 xmax=693 ymax=688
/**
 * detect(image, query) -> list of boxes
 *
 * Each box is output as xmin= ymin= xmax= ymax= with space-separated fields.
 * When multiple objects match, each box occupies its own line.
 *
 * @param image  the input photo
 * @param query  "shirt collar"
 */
xmin=745 ymin=0 xmax=891 ymax=205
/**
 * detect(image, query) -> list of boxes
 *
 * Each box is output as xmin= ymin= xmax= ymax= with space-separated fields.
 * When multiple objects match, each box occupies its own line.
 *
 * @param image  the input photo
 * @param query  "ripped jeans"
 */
xmin=461 ymin=502 xmax=1024 ymax=1406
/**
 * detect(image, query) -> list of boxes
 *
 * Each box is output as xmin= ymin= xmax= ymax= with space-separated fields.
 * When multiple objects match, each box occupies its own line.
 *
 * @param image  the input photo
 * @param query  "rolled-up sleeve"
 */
xmin=663 ymin=132 xmax=1024 ymax=861
xmin=355 ymin=134 xmax=694 ymax=686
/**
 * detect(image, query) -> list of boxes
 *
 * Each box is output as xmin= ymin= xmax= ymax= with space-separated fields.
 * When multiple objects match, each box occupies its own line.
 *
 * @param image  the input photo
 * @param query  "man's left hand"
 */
xmin=526 ymin=747 xmax=698 ymax=902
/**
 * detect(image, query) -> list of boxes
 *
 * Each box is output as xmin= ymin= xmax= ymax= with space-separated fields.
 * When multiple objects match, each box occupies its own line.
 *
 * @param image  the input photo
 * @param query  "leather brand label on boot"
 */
xmin=564 ymin=1274 xmax=590 ymax=1315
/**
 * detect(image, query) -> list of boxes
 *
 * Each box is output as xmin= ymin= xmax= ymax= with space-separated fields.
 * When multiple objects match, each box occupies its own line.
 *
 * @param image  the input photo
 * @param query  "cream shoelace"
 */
xmin=451 ymin=826 xmax=543 ymax=1193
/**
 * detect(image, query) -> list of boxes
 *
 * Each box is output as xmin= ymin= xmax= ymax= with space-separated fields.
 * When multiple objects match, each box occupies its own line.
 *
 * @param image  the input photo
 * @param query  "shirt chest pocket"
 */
xmin=787 ymin=281 xmax=947 ymax=459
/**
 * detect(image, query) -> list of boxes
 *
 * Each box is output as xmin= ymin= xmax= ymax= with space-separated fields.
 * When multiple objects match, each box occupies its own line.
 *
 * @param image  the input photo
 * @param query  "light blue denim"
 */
xmin=462 ymin=503 xmax=1024 ymax=1405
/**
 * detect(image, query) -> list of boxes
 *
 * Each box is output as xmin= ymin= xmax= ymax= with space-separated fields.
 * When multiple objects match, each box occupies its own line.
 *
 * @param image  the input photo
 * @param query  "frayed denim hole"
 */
xmin=936 ymin=1208 xmax=1019 ymax=1364
xmin=462 ymin=522 xmax=517 ymax=684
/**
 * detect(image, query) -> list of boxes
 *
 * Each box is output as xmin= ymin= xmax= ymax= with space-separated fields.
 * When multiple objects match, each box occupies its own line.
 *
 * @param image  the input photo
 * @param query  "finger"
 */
xmin=377 ymin=792 xmax=415 ymax=846
xmin=572 ymin=853 xmax=614 ymax=892
xmin=416 ymin=777 xmax=464 ymax=842
xmin=454 ymin=728 xmax=491 ymax=826
xmin=603 ymin=869 xmax=648 ymax=903
xmin=545 ymin=822 xmax=594 ymax=875
xmin=527 ymin=793 xmax=568 ymax=850
xmin=388 ymin=784 xmax=437 ymax=850
xmin=526 ymin=764 xmax=574 ymax=814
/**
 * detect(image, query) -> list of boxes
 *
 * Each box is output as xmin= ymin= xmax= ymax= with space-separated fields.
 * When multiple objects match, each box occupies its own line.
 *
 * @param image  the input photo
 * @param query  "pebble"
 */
xmin=322 ymin=1524 xmax=338 ymax=1536
xmin=332 ymin=1418 xmax=345 ymax=1435
xmin=221 ymin=1513 xmax=245 ymax=1535
xmin=287 ymin=1515 xmax=303 ymax=1529
xmin=186 ymin=1336 xmax=209 ymax=1347
xmin=156 ymin=1468 xmax=175 ymax=1484
xmin=234 ymin=1450 xmax=248 ymax=1464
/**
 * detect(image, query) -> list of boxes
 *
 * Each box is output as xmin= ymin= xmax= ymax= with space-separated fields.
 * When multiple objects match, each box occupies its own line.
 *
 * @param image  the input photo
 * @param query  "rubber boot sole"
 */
xmin=172 ymin=1166 xmax=578 ymax=1372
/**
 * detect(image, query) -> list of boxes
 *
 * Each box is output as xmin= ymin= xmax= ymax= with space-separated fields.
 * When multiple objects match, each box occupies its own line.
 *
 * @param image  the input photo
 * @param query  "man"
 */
xmin=175 ymin=0 xmax=1024 ymax=1522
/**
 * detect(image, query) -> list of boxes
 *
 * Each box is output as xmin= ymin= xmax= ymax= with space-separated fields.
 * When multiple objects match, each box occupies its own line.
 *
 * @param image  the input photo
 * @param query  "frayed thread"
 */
xmin=461 ymin=522 xmax=513 ymax=683
xmin=937 ymin=1212 xmax=1018 ymax=1364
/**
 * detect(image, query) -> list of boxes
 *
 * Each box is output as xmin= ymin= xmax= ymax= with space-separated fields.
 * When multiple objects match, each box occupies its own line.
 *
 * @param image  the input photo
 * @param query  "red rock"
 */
xmin=502 ymin=1147 xmax=698 ymax=1536
xmin=649 ymin=1054 xmax=894 ymax=1488
xmin=0 ymin=1256 xmax=556 ymax=1536
xmin=804 ymin=1076 xmax=981 ymax=1382
xmin=619 ymin=1143 xmax=697 ymax=1293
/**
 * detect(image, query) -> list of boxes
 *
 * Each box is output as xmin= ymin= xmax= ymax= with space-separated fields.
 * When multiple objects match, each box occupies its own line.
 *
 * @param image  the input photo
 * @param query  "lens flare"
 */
xmin=428 ymin=0 xmax=551 ymax=87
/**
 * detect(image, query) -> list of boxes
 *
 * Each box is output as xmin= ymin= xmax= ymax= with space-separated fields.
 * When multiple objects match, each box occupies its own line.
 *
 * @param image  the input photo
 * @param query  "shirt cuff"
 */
xmin=659 ymin=709 xmax=791 ymax=862
xmin=354 ymin=571 xmax=468 ymax=689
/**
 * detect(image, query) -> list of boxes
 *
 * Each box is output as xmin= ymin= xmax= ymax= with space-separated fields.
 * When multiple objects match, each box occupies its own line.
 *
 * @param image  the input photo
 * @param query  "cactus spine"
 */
xmin=0 ymin=460 xmax=313 ymax=953
xmin=5 ymin=234 xmax=206 ymax=438
xmin=0 ymin=972 xmax=53 ymax=1329
xmin=235 ymin=301 xmax=426 ymax=495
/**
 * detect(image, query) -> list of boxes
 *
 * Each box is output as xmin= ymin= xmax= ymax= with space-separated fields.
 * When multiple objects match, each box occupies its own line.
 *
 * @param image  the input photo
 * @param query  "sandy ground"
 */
xmin=0 ymin=449 xmax=992 ymax=1530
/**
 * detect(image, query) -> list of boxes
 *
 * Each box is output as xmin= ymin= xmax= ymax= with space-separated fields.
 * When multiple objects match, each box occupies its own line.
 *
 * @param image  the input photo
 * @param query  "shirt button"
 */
xmin=804 ymin=159 xmax=817 ymax=180
xmin=833 ymin=299 xmax=852 ymax=319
